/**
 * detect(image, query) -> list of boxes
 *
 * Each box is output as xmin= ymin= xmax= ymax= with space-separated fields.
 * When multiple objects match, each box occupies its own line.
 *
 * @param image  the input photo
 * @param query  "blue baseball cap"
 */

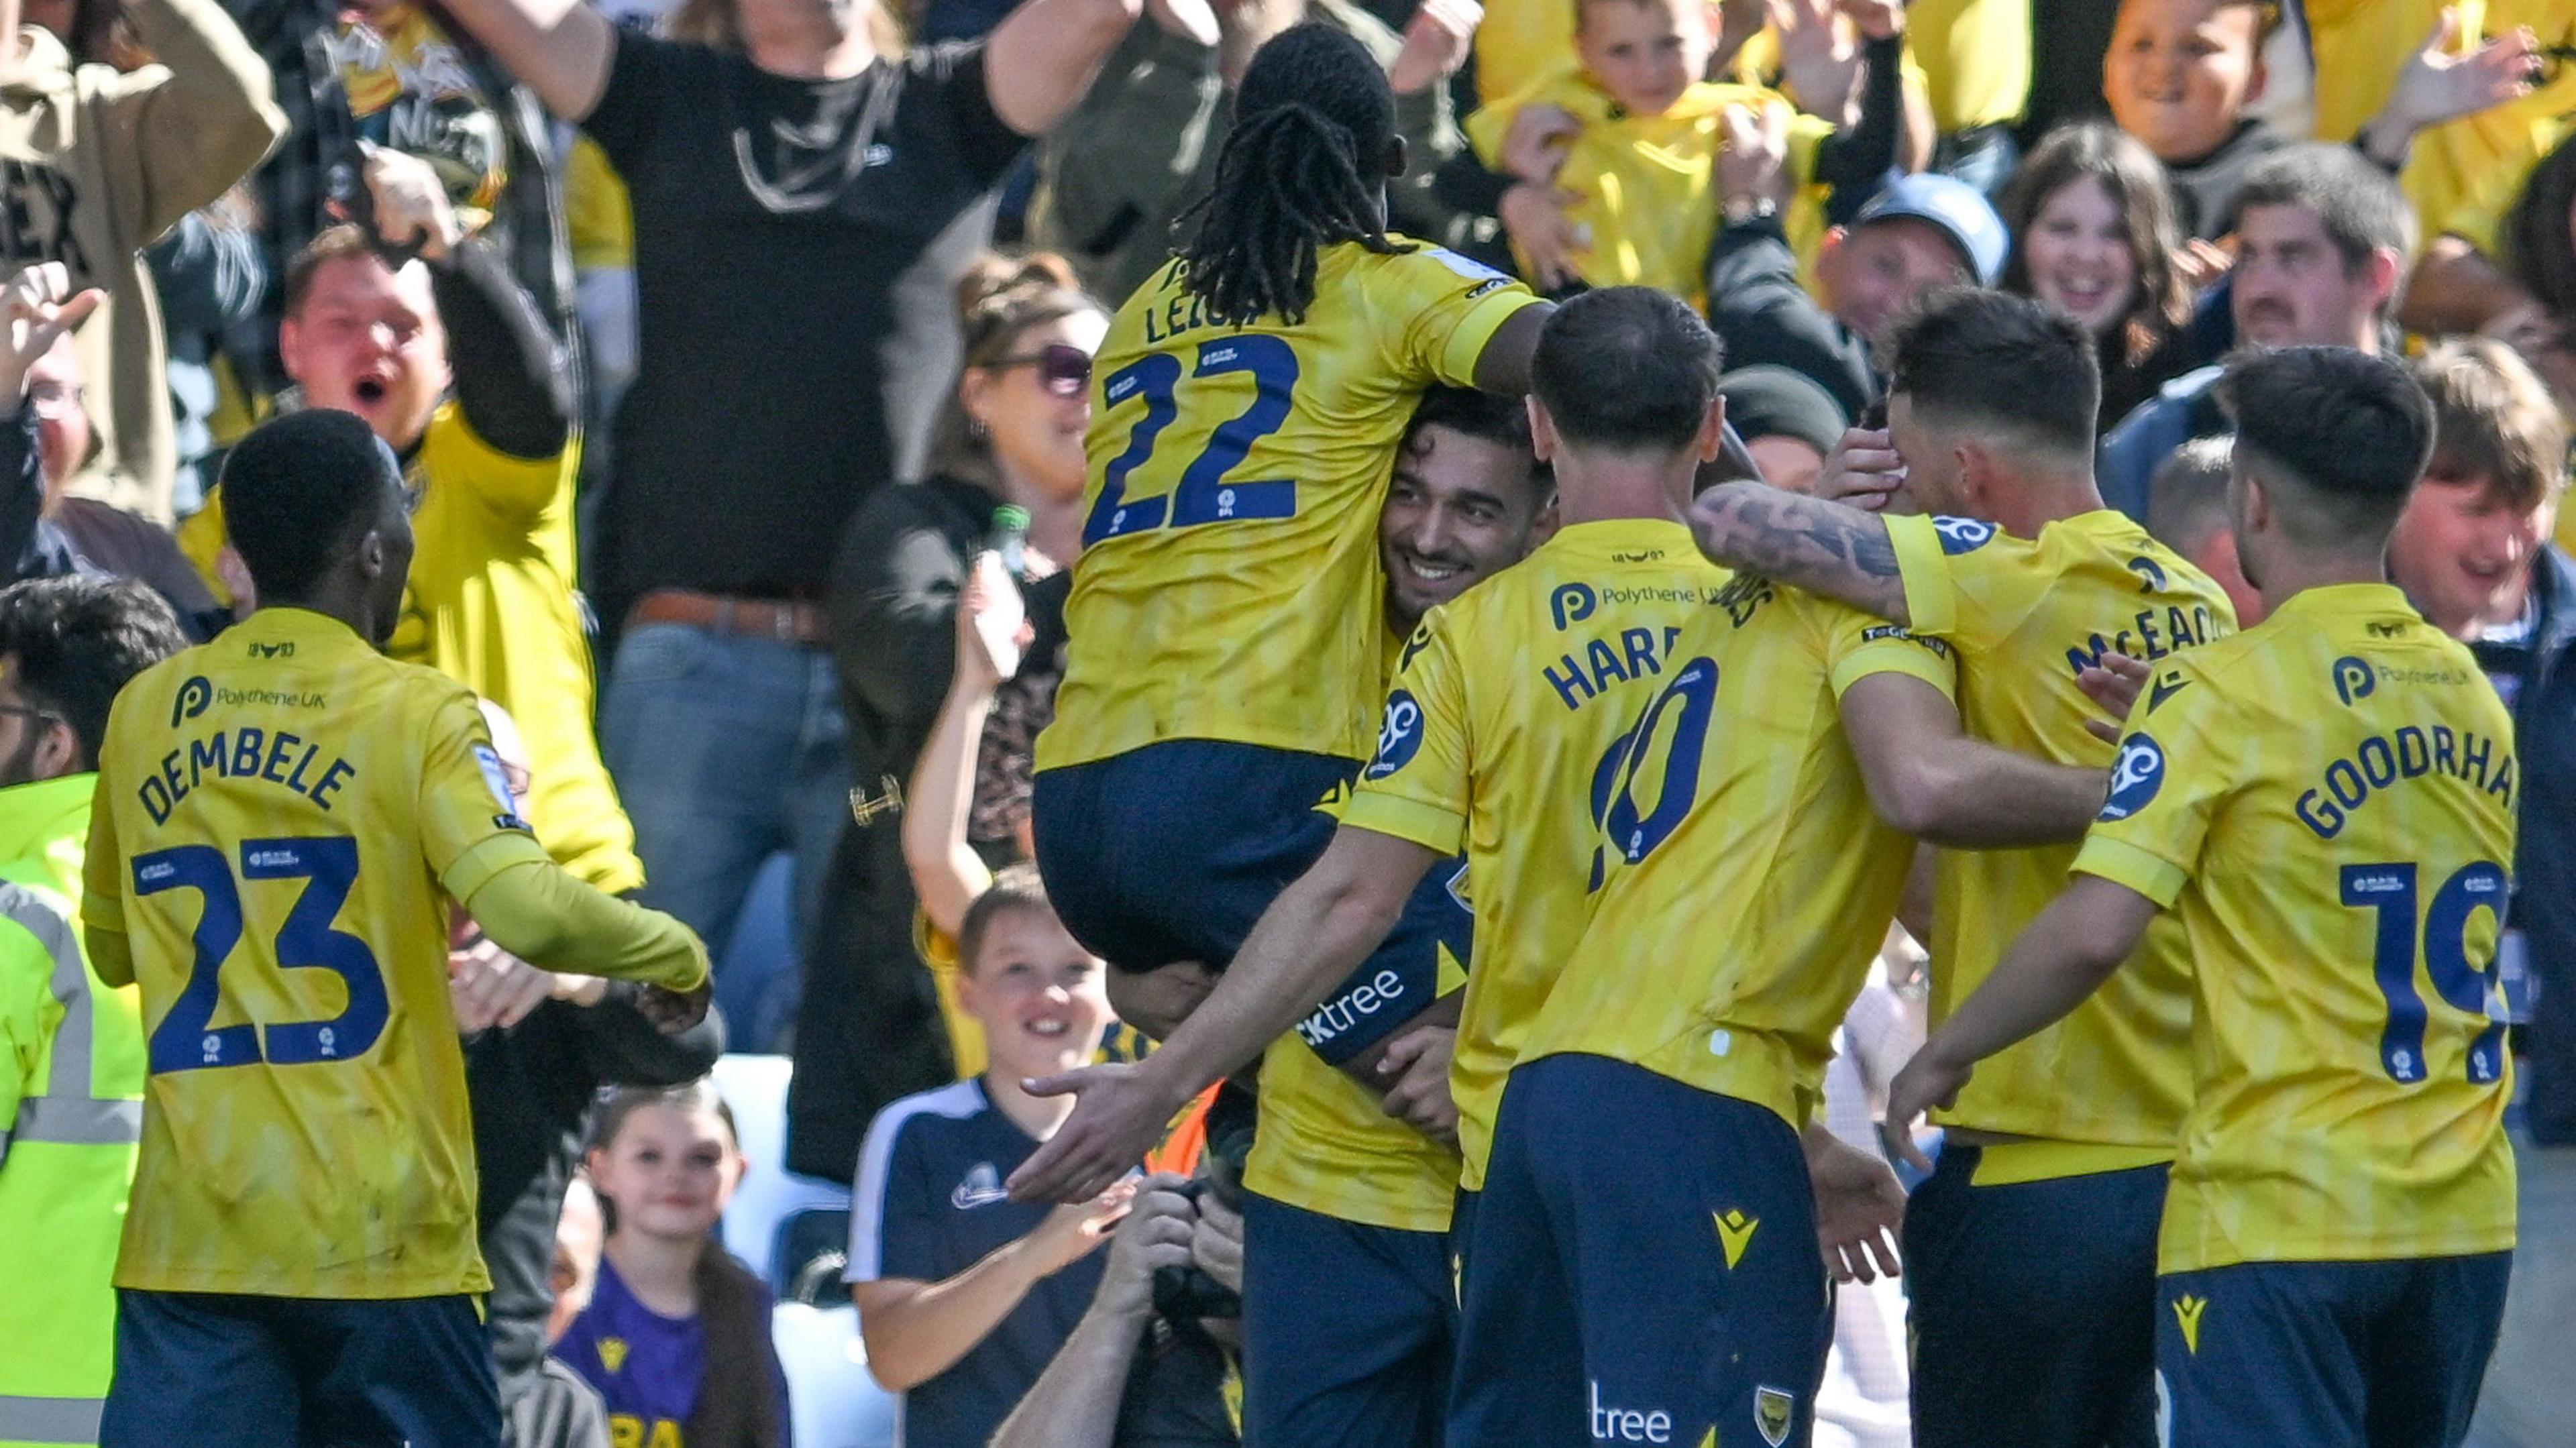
xmin=1850 ymin=172 xmax=2009 ymax=288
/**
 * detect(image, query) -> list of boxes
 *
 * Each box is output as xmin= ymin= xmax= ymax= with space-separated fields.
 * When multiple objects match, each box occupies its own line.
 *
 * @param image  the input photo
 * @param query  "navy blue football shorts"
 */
xmin=2154 ymin=1252 xmax=2510 ymax=1448
xmin=1450 ymin=1054 xmax=1835 ymax=1448
xmin=1241 ymin=1190 xmax=1456 ymax=1448
xmin=100 ymin=1289 xmax=498 ymax=1448
xmin=1033 ymin=738 xmax=1470 ymax=1064
xmin=1904 ymin=1144 xmax=2168 ymax=1448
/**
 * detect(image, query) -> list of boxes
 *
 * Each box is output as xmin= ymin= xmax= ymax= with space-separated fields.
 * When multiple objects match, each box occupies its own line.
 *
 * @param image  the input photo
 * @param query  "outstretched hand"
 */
xmin=0 ymin=263 xmax=103 ymax=402
xmin=1007 ymin=1061 xmax=1186 ymax=1205
xmin=1803 ymin=1127 xmax=1906 ymax=1284
xmin=2384 ymin=11 xmax=2540 ymax=134
xmin=1388 ymin=0 xmax=1481 ymax=97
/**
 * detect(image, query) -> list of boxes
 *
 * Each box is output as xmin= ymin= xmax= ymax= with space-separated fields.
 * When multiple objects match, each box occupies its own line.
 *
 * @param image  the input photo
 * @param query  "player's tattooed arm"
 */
xmin=1687 ymin=482 xmax=1909 ymax=624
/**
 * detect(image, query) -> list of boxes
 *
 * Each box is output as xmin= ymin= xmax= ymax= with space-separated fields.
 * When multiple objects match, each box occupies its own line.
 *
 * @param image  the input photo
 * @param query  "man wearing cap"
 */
xmin=1715 ymin=366 xmax=1851 ymax=496
xmin=1705 ymin=133 xmax=2009 ymax=424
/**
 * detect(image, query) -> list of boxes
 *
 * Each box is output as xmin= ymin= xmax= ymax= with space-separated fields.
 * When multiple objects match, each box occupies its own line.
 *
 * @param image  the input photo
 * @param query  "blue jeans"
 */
xmin=600 ymin=623 xmax=849 ymax=1051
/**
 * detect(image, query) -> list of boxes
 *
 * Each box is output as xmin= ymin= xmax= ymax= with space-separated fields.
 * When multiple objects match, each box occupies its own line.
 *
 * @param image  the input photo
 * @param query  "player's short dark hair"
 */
xmin=1400 ymin=385 xmax=1552 ymax=507
xmin=1887 ymin=288 xmax=2100 ymax=457
xmin=2144 ymin=435 xmax=2236 ymax=557
xmin=2236 ymin=145 xmax=2418 ymax=276
xmin=1529 ymin=288 xmax=1724 ymax=454
xmin=219 ymin=408 xmax=405 ymax=602
xmin=1179 ymin=24 xmax=1406 ymax=327
xmin=958 ymin=862 xmax=1057 ymax=977
xmin=2219 ymin=347 xmax=2435 ymax=549
xmin=0 ymin=576 xmax=186 ymax=769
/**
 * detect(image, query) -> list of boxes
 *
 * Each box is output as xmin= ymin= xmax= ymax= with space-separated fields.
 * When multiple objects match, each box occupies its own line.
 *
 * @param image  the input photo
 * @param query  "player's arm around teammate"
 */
xmin=1680 ymin=498 xmax=2112 ymax=847
xmin=1882 ymin=874 xmax=2159 ymax=1164
xmin=1011 ymin=823 xmax=1446 ymax=1205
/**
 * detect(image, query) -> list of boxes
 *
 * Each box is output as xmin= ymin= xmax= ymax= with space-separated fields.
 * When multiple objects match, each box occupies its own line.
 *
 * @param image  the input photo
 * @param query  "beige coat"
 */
xmin=0 ymin=0 xmax=285 ymax=522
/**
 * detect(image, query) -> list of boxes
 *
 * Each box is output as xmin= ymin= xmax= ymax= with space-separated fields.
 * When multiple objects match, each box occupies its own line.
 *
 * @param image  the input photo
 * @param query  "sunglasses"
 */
xmin=989 ymin=343 xmax=1093 ymax=398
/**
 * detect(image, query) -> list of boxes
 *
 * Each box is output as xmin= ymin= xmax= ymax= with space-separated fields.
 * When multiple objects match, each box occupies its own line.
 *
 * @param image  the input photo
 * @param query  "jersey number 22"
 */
xmin=1086 ymin=337 xmax=1301 ymax=545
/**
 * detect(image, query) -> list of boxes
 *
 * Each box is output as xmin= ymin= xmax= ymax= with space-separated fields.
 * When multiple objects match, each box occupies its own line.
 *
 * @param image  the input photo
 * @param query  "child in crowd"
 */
xmin=847 ymin=867 xmax=1137 ymax=1448
xmin=559 ymin=1084 xmax=792 ymax=1448
xmin=2106 ymin=0 xmax=2538 ymax=239
xmin=1466 ymin=0 xmax=1900 ymax=302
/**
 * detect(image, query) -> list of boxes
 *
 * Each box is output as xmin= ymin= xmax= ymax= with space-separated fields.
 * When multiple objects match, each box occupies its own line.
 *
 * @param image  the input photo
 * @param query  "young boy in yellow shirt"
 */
xmin=1466 ymin=0 xmax=1903 ymax=306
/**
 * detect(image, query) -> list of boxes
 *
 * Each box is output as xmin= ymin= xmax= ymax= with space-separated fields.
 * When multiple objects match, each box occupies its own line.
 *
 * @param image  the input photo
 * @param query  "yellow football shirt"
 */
xmin=1472 ymin=0 xmax=1576 ymax=113
xmin=2306 ymin=0 xmax=2576 ymax=254
xmin=83 ymin=608 xmax=572 ymax=1297
xmin=1904 ymin=0 xmax=2030 ymax=132
xmin=1037 ymin=239 xmax=1542 ymax=775
xmin=1241 ymin=621 xmax=1468 ymax=1233
xmin=184 ymin=405 xmax=644 ymax=895
xmin=1519 ymin=583 xmax=1957 ymax=1130
xmin=2074 ymin=583 xmax=2518 ymax=1272
xmin=1341 ymin=519 xmax=1732 ymax=1190
xmin=1886 ymin=510 xmax=2236 ymax=1156
xmin=1463 ymin=76 xmax=1832 ymax=310
xmin=1244 ymin=936 xmax=1470 ymax=1233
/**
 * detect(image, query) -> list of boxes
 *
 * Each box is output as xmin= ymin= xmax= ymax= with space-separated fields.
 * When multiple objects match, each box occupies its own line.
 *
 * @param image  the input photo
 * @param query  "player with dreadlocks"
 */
xmin=1015 ymin=23 xmax=1550 ymax=1448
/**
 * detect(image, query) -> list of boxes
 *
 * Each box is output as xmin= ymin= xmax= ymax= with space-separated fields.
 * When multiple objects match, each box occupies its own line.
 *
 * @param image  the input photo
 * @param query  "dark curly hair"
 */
xmin=1177 ymin=24 xmax=1409 ymax=327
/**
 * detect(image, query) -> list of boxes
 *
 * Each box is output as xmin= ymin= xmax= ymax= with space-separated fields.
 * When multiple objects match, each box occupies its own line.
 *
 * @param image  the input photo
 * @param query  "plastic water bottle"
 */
xmin=993 ymin=504 xmax=1030 ymax=579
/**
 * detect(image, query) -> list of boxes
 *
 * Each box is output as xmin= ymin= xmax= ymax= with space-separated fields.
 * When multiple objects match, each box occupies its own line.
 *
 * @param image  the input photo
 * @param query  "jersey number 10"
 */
xmin=2341 ymin=860 xmax=2510 ymax=1087
xmin=1085 ymin=337 xmax=1301 ymax=547
xmin=1587 ymin=659 xmax=1721 ymax=890
xmin=133 ymin=836 xmax=386 ymax=1075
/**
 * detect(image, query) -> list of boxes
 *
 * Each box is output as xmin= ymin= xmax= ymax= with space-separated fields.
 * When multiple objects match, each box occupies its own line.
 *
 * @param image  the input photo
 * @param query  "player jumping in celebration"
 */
xmin=1888 ymin=347 xmax=2518 ymax=1448
xmin=1688 ymin=290 xmax=2238 ymax=1446
xmin=1022 ymin=23 xmax=1549 ymax=1447
xmin=85 ymin=411 xmax=711 ymax=1448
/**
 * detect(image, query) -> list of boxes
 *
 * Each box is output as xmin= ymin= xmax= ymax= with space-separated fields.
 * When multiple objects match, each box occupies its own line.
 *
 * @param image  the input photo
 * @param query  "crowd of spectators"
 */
xmin=2 ymin=0 xmax=2575 ymax=1446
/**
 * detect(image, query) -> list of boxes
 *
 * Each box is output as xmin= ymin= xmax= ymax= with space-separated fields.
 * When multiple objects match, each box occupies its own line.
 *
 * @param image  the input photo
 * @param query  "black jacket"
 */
xmin=1707 ymin=215 xmax=1876 ymax=424
xmin=2494 ymin=548 xmax=2576 ymax=1145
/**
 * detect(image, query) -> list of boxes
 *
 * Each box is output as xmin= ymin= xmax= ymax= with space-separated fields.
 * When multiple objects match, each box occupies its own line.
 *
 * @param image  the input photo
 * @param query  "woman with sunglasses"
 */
xmin=784 ymin=252 xmax=1112 ymax=1190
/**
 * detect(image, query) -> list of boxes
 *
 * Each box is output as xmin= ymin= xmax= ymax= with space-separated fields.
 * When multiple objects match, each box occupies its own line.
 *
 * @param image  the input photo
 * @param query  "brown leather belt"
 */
xmin=627 ymin=590 xmax=826 ymax=645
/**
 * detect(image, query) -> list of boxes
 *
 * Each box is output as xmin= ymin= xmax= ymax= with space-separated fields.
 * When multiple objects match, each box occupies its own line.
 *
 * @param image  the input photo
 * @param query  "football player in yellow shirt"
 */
xmin=1889 ymin=348 xmax=2519 ymax=1448
xmin=1026 ymin=25 xmax=1550 ymax=1445
xmin=83 ymin=412 xmax=711 ymax=1448
xmin=1689 ymin=290 xmax=2238 ymax=1448
xmin=1019 ymin=290 xmax=2114 ymax=1445
xmin=1442 ymin=326 xmax=2115 ymax=1448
